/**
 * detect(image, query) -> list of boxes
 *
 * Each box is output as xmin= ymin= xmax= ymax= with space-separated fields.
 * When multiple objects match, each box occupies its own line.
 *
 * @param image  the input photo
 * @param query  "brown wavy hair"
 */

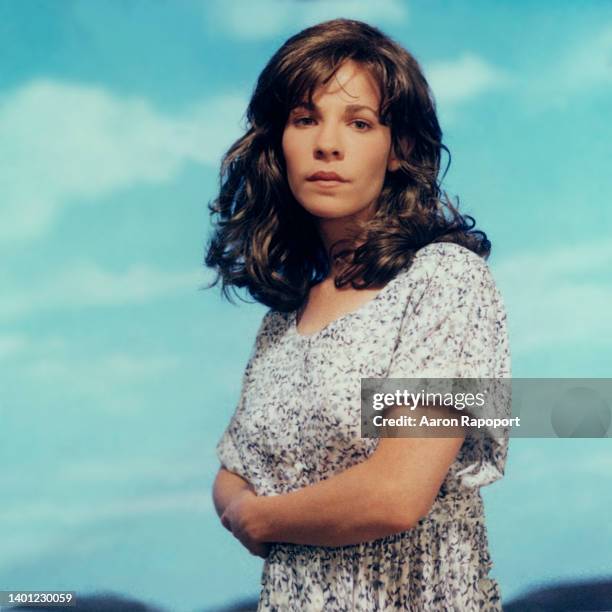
xmin=203 ymin=18 xmax=491 ymax=312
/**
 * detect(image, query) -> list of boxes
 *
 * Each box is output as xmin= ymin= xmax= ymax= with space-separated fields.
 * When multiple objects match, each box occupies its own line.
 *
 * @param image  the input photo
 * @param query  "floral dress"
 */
xmin=216 ymin=242 xmax=512 ymax=611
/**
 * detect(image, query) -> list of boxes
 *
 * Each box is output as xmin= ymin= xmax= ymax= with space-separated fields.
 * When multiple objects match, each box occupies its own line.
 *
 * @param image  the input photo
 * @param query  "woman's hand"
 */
xmin=221 ymin=488 xmax=271 ymax=559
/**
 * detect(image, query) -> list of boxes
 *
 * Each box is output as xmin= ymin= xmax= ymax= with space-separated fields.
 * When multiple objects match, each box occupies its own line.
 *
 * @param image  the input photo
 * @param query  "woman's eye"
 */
xmin=352 ymin=120 xmax=371 ymax=130
xmin=292 ymin=117 xmax=372 ymax=130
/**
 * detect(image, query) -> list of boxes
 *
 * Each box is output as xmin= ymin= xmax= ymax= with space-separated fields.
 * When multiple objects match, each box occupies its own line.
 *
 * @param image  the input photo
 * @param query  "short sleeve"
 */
xmin=215 ymin=309 xmax=273 ymax=478
xmin=386 ymin=243 xmax=512 ymax=489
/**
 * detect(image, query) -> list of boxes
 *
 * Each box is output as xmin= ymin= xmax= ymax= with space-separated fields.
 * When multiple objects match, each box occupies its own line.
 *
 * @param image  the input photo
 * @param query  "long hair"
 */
xmin=203 ymin=18 xmax=490 ymax=312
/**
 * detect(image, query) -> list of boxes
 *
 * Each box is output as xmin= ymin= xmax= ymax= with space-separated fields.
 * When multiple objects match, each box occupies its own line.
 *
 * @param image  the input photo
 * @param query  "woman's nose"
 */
xmin=313 ymin=122 xmax=344 ymax=158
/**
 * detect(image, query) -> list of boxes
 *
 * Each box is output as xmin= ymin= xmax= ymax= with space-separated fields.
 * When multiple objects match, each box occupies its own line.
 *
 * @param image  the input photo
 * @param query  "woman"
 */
xmin=205 ymin=18 xmax=511 ymax=611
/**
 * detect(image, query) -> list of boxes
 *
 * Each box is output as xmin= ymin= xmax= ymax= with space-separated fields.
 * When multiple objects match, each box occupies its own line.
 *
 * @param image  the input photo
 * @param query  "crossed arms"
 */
xmin=213 ymin=403 xmax=466 ymax=556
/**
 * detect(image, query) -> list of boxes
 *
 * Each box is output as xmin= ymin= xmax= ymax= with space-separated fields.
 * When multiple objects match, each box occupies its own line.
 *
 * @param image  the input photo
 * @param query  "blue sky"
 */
xmin=1 ymin=1 xmax=611 ymax=610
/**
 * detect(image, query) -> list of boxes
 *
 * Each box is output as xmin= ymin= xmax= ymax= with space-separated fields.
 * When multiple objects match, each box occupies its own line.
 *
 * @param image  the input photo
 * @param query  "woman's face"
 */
xmin=282 ymin=60 xmax=399 ymax=233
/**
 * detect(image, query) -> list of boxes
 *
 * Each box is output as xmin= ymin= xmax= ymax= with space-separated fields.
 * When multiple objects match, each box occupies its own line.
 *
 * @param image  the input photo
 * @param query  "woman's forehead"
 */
xmin=292 ymin=64 xmax=382 ymax=109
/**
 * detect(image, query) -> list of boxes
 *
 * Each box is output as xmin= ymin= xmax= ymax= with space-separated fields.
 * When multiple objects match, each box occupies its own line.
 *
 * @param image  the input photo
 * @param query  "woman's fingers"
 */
xmin=220 ymin=511 xmax=233 ymax=532
xmin=249 ymin=541 xmax=271 ymax=558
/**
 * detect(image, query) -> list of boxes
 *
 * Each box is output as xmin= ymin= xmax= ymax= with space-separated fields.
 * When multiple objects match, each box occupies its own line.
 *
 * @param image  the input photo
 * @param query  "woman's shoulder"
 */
xmin=390 ymin=241 xmax=505 ymax=318
xmin=413 ymin=241 xmax=488 ymax=268
xmin=409 ymin=241 xmax=494 ymax=287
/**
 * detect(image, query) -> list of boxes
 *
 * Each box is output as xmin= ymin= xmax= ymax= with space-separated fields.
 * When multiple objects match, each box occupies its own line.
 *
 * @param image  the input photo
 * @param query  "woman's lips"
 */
xmin=308 ymin=179 xmax=347 ymax=188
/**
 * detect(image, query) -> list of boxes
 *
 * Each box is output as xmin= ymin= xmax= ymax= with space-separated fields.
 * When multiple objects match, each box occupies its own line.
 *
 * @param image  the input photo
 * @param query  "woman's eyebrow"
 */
xmin=290 ymin=102 xmax=379 ymax=116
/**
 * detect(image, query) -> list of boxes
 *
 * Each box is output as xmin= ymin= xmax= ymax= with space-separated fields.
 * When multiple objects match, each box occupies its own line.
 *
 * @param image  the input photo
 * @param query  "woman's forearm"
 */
xmin=252 ymin=457 xmax=417 ymax=548
xmin=213 ymin=467 xmax=254 ymax=519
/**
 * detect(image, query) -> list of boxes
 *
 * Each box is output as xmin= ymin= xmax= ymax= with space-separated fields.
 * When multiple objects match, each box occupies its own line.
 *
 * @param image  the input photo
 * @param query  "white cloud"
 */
xmin=425 ymin=25 xmax=612 ymax=116
xmin=425 ymin=52 xmax=512 ymax=106
xmin=208 ymin=0 xmax=408 ymax=41
xmin=0 ymin=532 xmax=73 ymax=573
xmin=21 ymin=350 xmax=180 ymax=409
xmin=0 ymin=332 xmax=67 ymax=363
xmin=0 ymin=260 xmax=207 ymax=320
xmin=0 ymin=490 xmax=213 ymax=526
xmin=513 ymin=23 xmax=612 ymax=112
xmin=26 ymin=351 xmax=179 ymax=382
xmin=561 ymin=24 xmax=612 ymax=90
xmin=0 ymin=326 xmax=182 ymax=409
xmin=493 ymin=239 xmax=612 ymax=355
xmin=0 ymin=490 xmax=213 ymax=572
xmin=0 ymin=330 xmax=184 ymax=416
xmin=0 ymin=332 xmax=29 ymax=359
xmin=0 ymin=78 xmax=248 ymax=243
xmin=56 ymin=456 xmax=207 ymax=487
xmin=508 ymin=441 xmax=612 ymax=482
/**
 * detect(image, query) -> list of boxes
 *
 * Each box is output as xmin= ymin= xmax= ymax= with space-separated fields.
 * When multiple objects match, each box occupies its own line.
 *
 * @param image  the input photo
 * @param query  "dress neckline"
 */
xmin=290 ymin=267 xmax=409 ymax=340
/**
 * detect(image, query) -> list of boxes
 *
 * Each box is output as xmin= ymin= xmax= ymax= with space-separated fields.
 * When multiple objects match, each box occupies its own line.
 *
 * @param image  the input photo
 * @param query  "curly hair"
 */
xmin=203 ymin=18 xmax=491 ymax=312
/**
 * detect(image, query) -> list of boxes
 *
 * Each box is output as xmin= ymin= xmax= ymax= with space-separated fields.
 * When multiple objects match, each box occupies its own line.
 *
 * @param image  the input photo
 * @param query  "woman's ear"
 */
xmin=387 ymin=147 xmax=401 ymax=172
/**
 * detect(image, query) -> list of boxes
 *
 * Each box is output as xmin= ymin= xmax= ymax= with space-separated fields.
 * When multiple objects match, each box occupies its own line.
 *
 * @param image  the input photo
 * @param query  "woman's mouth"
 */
xmin=308 ymin=179 xmax=347 ymax=188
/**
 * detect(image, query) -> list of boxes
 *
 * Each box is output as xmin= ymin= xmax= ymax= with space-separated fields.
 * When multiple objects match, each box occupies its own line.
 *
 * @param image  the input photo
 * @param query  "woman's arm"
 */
xmin=214 ymin=467 xmax=271 ymax=559
xmin=212 ymin=467 xmax=254 ymax=519
xmin=227 ymin=404 xmax=465 ymax=548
